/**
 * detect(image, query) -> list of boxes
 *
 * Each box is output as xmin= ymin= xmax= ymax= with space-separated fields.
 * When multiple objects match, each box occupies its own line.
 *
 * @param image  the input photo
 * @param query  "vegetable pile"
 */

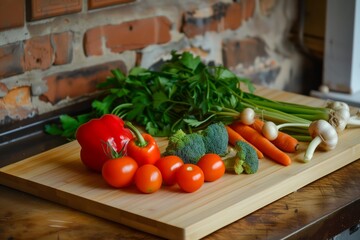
xmin=46 ymin=51 xmax=360 ymax=194
xmin=77 ymin=114 xmax=231 ymax=193
xmin=46 ymin=51 xmax=360 ymax=141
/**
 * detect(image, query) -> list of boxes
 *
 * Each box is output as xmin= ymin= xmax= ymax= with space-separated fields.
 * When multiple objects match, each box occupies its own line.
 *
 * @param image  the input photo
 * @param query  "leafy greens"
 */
xmin=45 ymin=51 xmax=254 ymax=138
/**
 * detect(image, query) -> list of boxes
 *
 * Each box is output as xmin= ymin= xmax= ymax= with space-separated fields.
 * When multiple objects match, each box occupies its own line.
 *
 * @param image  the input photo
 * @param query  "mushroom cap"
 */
xmin=309 ymin=120 xmax=338 ymax=150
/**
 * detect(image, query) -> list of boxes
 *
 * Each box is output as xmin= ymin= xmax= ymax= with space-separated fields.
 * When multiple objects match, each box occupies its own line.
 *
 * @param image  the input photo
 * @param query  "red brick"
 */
xmin=223 ymin=0 xmax=256 ymax=29
xmin=241 ymin=0 xmax=256 ymax=20
xmin=28 ymin=0 xmax=82 ymax=21
xmin=84 ymin=16 xmax=171 ymax=56
xmin=1 ymin=32 xmax=71 ymax=76
xmin=0 ymin=0 xmax=25 ymax=31
xmin=223 ymin=3 xmax=243 ymax=30
xmin=107 ymin=16 xmax=171 ymax=53
xmin=88 ymin=0 xmax=135 ymax=9
xmin=0 ymin=86 xmax=35 ymax=122
xmin=21 ymin=35 xmax=53 ymax=71
xmin=0 ymin=42 xmax=24 ymax=79
xmin=41 ymin=60 xmax=127 ymax=104
xmin=222 ymin=37 xmax=268 ymax=68
xmin=52 ymin=31 xmax=73 ymax=65
xmin=83 ymin=27 xmax=103 ymax=57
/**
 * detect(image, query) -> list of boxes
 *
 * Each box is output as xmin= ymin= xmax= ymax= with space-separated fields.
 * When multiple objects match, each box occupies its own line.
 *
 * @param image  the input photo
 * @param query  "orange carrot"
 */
xmin=271 ymin=132 xmax=299 ymax=153
xmin=229 ymin=122 xmax=292 ymax=166
xmin=226 ymin=125 xmax=264 ymax=159
xmin=250 ymin=118 xmax=265 ymax=132
xmin=250 ymin=119 xmax=299 ymax=153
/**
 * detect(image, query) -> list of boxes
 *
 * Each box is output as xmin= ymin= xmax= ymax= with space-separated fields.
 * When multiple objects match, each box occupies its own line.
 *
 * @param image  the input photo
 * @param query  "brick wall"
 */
xmin=0 ymin=0 xmax=304 ymax=126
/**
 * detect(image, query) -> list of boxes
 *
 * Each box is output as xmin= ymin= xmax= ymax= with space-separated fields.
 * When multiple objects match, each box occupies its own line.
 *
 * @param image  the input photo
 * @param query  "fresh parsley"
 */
xmin=45 ymin=51 xmax=254 ymax=139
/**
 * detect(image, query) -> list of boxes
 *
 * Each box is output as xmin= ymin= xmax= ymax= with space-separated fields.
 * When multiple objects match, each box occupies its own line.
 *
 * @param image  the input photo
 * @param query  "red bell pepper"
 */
xmin=75 ymin=114 xmax=134 ymax=172
xmin=125 ymin=121 xmax=161 ymax=166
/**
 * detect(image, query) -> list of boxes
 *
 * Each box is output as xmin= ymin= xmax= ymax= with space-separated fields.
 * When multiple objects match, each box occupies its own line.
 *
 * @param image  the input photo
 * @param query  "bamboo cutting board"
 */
xmin=1 ymin=86 xmax=360 ymax=240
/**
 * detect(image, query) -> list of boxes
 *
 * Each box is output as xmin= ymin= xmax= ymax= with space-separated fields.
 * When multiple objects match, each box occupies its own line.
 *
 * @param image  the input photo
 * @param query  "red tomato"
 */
xmin=135 ymin=164 xmax=162 ymax=194
xmin=155 ymin=155 xmax=184 ymax=186
xmin=101 ymin=156 xmax=138 ymax=188
xmin=197 ymin=153 xmax=225 ymax=182
xmin=176 ymin=164 xmax=204 ymax=193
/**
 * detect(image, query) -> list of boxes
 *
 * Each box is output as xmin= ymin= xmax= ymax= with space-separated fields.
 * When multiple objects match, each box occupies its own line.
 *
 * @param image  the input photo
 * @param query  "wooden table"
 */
xmin=0 ymin=158 xmax=359 ymax=239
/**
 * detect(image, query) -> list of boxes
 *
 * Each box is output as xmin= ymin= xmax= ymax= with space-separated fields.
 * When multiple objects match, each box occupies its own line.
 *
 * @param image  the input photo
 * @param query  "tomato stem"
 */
xmin=101 ymin=140 xmax=126 ymax=159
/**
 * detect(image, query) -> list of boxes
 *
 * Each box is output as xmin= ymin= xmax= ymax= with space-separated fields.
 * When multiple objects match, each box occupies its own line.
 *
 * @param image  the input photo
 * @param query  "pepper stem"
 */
xmin=125 ymin=121 xmax=148 ymax=147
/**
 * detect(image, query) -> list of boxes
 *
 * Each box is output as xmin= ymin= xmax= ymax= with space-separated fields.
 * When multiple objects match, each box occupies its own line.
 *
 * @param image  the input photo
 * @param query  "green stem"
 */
xmin=293 ymin=113 xmax=329 ymax=121
xmin=209 ymin=108 xmax=240 ymax=118
xmin=112 ymin=103 xmax=133 ymax=116
xmin=168 ymin=100 xmax=192 ymax=106
xmin=277 ymin=122 xmax=310 ymax=130
xmin=252 ymin=107 xmax=311 ymax=124
xmin=291 ymin=135 xmax=312 ymax=142
xmin=125 ymin=121 xmax=147 ymax=147
xmin=243 ymin=93 xmax=331 ymax=115
xmin=210 ymin=111 xmax=239 ymax=117
xmin=222 ymin=84 xmax=316 ymax=125
xmin=280 ymin=127 xmax=309 ymax=135
xmin=221 ymin=107 xmax=241 ymax=114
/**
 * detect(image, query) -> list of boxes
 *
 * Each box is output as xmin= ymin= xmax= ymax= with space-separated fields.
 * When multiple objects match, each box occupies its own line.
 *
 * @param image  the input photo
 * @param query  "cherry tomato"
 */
xmin=176 ymin=164 xmax=204 ymax=193
xmin=135 ymin=164 xmax=162 ymax=194
xmin=101 ymin=156 xmax=138 ymax=188
xmin=197 ymin=153 xmax=225 ymax=182
xmin=155 ymin=155 xmax=184 ymax=186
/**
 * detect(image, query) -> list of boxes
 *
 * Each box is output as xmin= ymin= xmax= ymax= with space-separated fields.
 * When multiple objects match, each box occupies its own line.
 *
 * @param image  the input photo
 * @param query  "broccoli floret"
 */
xmin=201 ymin=122 xmax=229 ymax=156
xmin=163 ymin=129 xmax=206 ymax=164
xmin=224 ymin=141 xmax=259 ymax=174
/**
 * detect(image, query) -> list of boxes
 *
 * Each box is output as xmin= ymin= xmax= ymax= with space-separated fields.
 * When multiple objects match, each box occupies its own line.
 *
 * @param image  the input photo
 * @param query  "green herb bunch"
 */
xmin=46 ymin=51 xmax=254 ymax=138
xmin=47 ymin=50 xmax=323 ymax=140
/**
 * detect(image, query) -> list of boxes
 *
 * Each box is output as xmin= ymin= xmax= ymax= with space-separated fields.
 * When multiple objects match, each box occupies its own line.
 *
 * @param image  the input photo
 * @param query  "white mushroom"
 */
xmin=303 ymin=120 xmax=338 ymax=162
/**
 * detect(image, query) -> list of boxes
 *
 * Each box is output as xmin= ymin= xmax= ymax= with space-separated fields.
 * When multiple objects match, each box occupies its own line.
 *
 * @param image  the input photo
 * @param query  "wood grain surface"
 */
xmin=1 ymin=86 xmax=360 ymax=240
xmin=1 ymin=160 xmax=359 ymax=240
